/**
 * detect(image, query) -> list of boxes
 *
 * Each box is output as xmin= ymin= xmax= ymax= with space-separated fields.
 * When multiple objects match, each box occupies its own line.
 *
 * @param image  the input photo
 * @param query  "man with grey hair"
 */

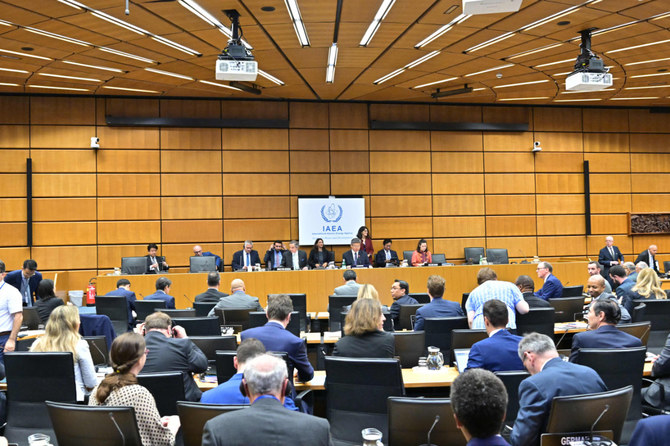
xmin=342 ymin=237 xmax=370 ymax=267
xmin=635 ymin=261 xmax=648 ymax=273
xmin=283 ymin=240 xmax=308 ymax=270
xmin=599 ymin=235 xmax=624 ymax=280
xmin=202 ymin=354 xmax=332 ymax=445
xmin=623 ymin=261 xmax=638 ymax=282
xmin=232 ymin=240 xmax=261 ymax=271
xmin=511 ymin=333 xmax=606 ymax=446
xmin=534 ymin=261 xmax=563 ymax=300
xmin=208 ymin=279 xmax=262 ymax=316
xmin=587 ymin=261 xmax=611 ymax=294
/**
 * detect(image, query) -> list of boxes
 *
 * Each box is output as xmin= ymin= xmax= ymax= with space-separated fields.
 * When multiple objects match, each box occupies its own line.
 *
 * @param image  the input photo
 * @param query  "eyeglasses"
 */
xmin=193 ymin=250 xmax=202 ymax=254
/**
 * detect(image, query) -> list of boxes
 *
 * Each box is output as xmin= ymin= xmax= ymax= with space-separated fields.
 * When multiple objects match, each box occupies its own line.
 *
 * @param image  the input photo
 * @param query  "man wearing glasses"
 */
xmin=534 ymin=261 xmax=563 ymax=301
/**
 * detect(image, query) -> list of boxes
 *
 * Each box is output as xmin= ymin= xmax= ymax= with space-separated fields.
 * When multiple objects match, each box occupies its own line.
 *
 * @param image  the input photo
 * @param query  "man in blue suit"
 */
xmin=341 ymin=238 xmax=371 ymax=268
xmin=598 ymin=236 xmax=624 ymax=284
xmin=534 ymin=262 xmax=563 ymax=301
xmin=143 ymin=277 xmax=176 ymax=309
xmin=104 ymin=278 xmax=137 ymax=330
xmin=569 ymin=298 xmax=641 ymax=363
xmin=466 ymin=299 xmax=524 ymax=372
xmin=628 ymin=414 xmax=670 ymax=446
xmin=375 ymin=239 xmax=399 ymax=268
xmin=4 ymin=259 xmax=42 ymax=307
xmin=193 ymin=245 xmax=222 ymax=271
xmin=414 ymin=275 xmax=464 ymax=331
xmin=232 ymin=241 xmax=261 ymax=271
xmin=511 ymin=333 xmax=607 ymax=446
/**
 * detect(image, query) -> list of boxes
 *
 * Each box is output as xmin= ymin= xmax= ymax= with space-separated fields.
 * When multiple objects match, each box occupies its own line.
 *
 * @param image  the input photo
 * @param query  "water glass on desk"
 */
xmin=28 ymin=433 xmax=52 ymax=446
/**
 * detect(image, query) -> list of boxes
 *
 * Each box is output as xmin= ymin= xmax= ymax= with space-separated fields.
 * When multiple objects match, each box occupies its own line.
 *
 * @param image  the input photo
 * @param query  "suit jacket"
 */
xmin=194 ymin=289 xmax=229 ymax=303
xmin=374 ymin=249 xmax=399 ymax=268
xmin=263 ymin=249 xmax=286 ymax=270
xmin=511 ymin=357 xmax=607 ymax=446
xmin=569 ymin=324 xmax=642 ymax=363
xmin=652 ymin=332 xmax=670 ymax=378
xmin=282 ymin=250 xmax=308 ymax=270
xmin=145 ymin=255 xmax=168 ymax=274
xmin=200 ymin=372 xmax=297 ymax=410
xmin=414 ymin=297 xmax=465 ymax=331
xmin=466 ymin=330 xmax=524 ymax=372
xmin=207 ymin=291 xmax=263 ymax=316
xmin=635 ymin=250 xmax=660 ymax=274
xmin=628 ymin=414 xmax=670 ymax=446
xmin=4 ymin=270 xmax=43 ymax=306
xmin=615 ymin=276 xmax=636 ymax=299
xmin=241 ymin=322 xmax=314 ymax=382
xmin=143 ymin=290 xmax=175 ymax=309
xmin=534 ymin=274 xmax=563 ymax=301
xmin=202 ymin=397 xmax=332 ymax=446
xmin=521 ymin=292 xmax=551 ymax=309
xmin=333 ymin=281 xmax=362 ymax=296
xmin=333 ymin=330 xmax=395 ymax=358
xmin=342 ymin=250 xmax=370 ymax=268
xmin=105 ymin=288 xmax=137 ymax=328
xmin=307 ymin=249 xmax=334 ymax=268
xmin=232 ymin=250 xmax=261 ymax=271
xmin=142 ymin=331 xmax=208 ymax=401
xmin=598 ymin=246 xmax=623 ymax=274
xmin=201 ymin=252 xmax=223 ymax=271
xmin=390 ymin=294 xmax=419 ymax=326
xmin=468 ymin=436 xmax=511 ymax=446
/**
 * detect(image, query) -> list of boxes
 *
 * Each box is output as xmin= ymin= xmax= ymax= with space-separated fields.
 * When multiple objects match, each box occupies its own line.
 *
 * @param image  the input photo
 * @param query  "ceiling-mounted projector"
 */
xmin=216 ymin=10 xmax=258 ymax=82
xmin=463 ymin=0 xmax=522 ymax=15
xmin=565 ymin=28 xmax=612 ymax=92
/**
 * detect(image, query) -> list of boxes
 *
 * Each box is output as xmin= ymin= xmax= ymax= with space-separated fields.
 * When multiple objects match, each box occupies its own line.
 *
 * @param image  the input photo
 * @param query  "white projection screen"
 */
xmin=298 ymin=198 xmax=365 ymax=246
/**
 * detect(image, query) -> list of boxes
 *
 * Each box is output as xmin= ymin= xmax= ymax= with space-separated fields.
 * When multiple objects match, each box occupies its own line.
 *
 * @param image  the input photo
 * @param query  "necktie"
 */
xmin=386 ymin=250 xmax=390 ymax=260
xmin=354 ymin=252 xmax=358 ymax=265
xmin=22 ymin=277 xmax=31 ymax=306
xmin=246 ymin=253 xmax=250 ymax=267
xmin=609 ymin=247 xmax=614 ymax=258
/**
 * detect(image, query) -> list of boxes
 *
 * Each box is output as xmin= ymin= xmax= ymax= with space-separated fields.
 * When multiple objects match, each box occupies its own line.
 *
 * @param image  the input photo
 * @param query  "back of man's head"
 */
xmin=517 ymin=332 xmax=557 ymax=361
xmin=243 ymin=354 xmax=288 ymax=398
xmin=230 ymin=279 xmax=245 ymax=292
xmin=23 ymin=259 xmax=37 ymax=271
xmin=343 ymin=270 xmax=357 ymax=282
xmin=623 ymin=262 xmax=635 ymax=273
xmin=515 ymin=275 xmax=534 ymax=292
xmin=236 ymin=338 xmax=266 ymax=366
xmin=451 ymin=369 xmax=508 ymax=439
xmin=116 ymin=278 xmax=130 ymax=288
xmin=609 ymin=265 xmax=626 ymax=279
xmin=477 ymin=267 xmax=497 ymax=285
xmin=483 ymin=299 xmax=509 ymax=328
xmin=207 ymin=271 xmax=220 ymax=287
xmin=592 ymin=298 xmax=621 ymax=325
xmin=155 ymin=277 xmax=171 ymax=291
xmin=426 ymin=275 xmax=445 ymax=298
xmin=267 ymin=294 xmax=293 ymax=321
xmin=144 ymin=311 xmax=172 ymax=331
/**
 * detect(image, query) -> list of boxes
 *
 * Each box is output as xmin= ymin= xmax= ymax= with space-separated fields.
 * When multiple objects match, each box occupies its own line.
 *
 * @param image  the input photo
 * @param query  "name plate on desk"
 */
xmin=540 ymin=431 xmax=614 ymax=446
xmin=276 ymin=267 xmax=291 ymax=271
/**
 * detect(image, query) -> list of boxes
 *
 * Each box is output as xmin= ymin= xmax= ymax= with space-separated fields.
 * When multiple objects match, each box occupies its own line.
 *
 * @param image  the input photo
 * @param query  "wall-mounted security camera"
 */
xmin=532 ymin=141 xmax=542 ymax=152
xmin=91 ymin=137 xmax=100 ymax=149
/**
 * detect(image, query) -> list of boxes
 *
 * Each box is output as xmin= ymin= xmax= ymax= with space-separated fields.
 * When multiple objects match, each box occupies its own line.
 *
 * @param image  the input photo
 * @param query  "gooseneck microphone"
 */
xmin=419 ymin=414 xmax=440 ymax=446
xmin=108 ymin=412 xmax=126 ymax=446
xmin=588 ymin=404 xmax=610 ymax=446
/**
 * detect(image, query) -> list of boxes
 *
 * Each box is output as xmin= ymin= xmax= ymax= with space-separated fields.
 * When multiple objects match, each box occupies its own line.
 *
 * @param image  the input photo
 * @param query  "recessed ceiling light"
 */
xmin=498 ymin=97 xmax=549 ymax=101
xmin=102 ymin=86 xmax=161 ymax=93
xmin=494 ymin=79 xmax=550 ymax=88
xmin=28 ymin=85 xmax=89 ymax=91
xmin=610 ymin=96 xmax=659 ymax=100
xmin=413 ymin=77 xmax=458 ymax=89
xmin=38 ymin=72 xmax=100 ymax=82
xmin=0 ymin=82 xmax=19 ymax=87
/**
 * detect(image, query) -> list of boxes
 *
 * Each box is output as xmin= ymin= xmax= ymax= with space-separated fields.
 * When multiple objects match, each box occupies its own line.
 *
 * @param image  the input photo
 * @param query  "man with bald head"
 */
xmin=587 ymin=261 xmax=611 ymax=294
xmin=208 ymin=278 xmax=262 ymax=316
xmin=587 ymin=274 xmax=631 ymax=323
xmin=192 ymin=245 xmax=222 ymax=272
xmin=635 ymin=244 xmax=660 ymax=274
xmin=598 ymin=236 xmax=623 ymax=281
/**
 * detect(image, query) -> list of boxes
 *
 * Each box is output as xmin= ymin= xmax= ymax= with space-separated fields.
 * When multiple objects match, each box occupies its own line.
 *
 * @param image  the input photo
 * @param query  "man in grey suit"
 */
xmin=333 ymin=270 xmax=362 ymax=295
xmin=208 ymin=279 xmax=263 ymax=316
xmin=202 ymin=353 xmax=333 ymax=446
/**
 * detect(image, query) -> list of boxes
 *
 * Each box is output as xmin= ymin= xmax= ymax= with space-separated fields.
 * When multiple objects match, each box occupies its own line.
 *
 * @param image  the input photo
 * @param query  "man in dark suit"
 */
xmin=389 ymin=279 xmax=418 ymax=326
xmin=414 ymin=275 xmax=464 ymax=331
xmin=194 ymin=272 xmax=229 ymax=303
xmin=569 ymin=298 xmax=641 ymax=363
xmin=609 ymin=264 xmax=635 ymax=298
xmin=628 ymin=414 xmax=670 ymax=446
xmin=598 ymin=236 xmax=624 ymax=280
xmin=587 ymin=261 xmax=612 ymax=294
xmin=144 ymin=277 xmax=176 ymax=309
xmin=207 ymin=279 xmax=262 ymax=316
xmin=511 ymin=333 xmax=607 ymax=446
xmin=141 ymin=311 xmax=208 ymax=401
xmin=451 ymin=369 xmax=511 ymax=446
xmin=104 ymin=278 xmax=137 ymax=330
xmin=534 ymin=261 xmax=563 ymax=300
xmin=4 ymin=259 xmax=42 ymax=307
xmin=145 ymin=243 xmax=169 ymax=274
xmin=282 ymin=240 xmax=308 ymax=270
xmin=193 ymin=245 xmax=222 ymax=271
xmin=635 ymin=244 xmax=659 ymax=274
xmin=514 ymin=275 xmax=551 ymax=309
xmin=466 ymin=299 xmax=524 ymax=372
xmin=375 ymin=238 xmax=399 ymax=268
xmin=263 ymin=240 xmax=286 ymax=271
xmin=232 ymin=240 xmax=261 ymax=271
xmin=342 ymin=237 xmax=370 ymax=268
xmin=202 ymin=353 xmax=332 ymax=446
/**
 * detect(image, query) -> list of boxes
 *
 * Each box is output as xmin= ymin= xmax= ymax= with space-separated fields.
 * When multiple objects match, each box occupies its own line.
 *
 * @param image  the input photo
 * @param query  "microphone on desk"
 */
xmin=108 ymin=412 xmax=126 ymax=446
xmin=183 ymin=294 xmax=195 ymax=308
xmin=90 ymin=340 xmax=108 ymax=367
xmin=586 ymin=404 xmax=610 ymax=446
xmin=419 ymin=414 xmax=440 ymax=446
xmin=138 ymin=293 xmax=144 ymax=299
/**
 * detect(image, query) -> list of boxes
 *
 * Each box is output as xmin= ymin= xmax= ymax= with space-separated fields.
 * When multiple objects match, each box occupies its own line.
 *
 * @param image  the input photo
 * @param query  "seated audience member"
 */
xmin=451 ymin=369 xmax=510 ymax=446
xmin=207 ymin=279 xmax=262 ymax=316
xmin=145 ymin=243 xmax=169 ymax=274
xmin=144 ymin=277 xmax=176 ymax=309
xmin=202 ymin=354 xmax=332 ymax=446
xmin=569 ymin=299 xmax=641 ymax=363
xmin=232 ymin=240 xmax=261 ymax=271
xmin=635 ymin=261 xmax=648 ymax=273
xmin=534 ymin=262 xmax=563 ymax=300
xmin=466 ymin=268 xmax=528 ymax=330
xmin=644 ymin=333 xmax=670 ymax=410
xmin=282 ymin=240 xmax=308 ymax=271
xmin=628 ymin=415 xmax=670 ymax=446
xmin=89 ymin=332 xmax=179 ymax=445
xmin=333 ymin=270 xmax=362 ymax=295
xmin=511 ymin=333 xmax=607 ymax=446
xmin=333 ymin=298 xmax=394 ymax=358
xmin=140 ymin=312 xmax=208 ymax=402
xmin=308 ymin=238 xmax=333 ymax=269
xmin=623 ymin=267 xmax=666 ymax=314
xmin=200 ymin=338 xmax=297 ymax=410
xmin=264 ymin=241 xmax=286 ymax=271
xmin=192 ymin=245 xmax=222 ymax=271
xmin=587 ymin=261 xmax=612 ymax=294
xmin=4 ymin=259 xmax=42 ymax=307
xmin=194 ymin=272 xmax=229 ymax=303
xmin=389 ymin=279 xmax=418 ymax=327
xmin=31 ymin=305 xmax=96 ymax=401
xmin=342 ymin=237 xmax=371 ymax=268
xmin=466 ymin=299 xmax=524 ymax=372
xmin=411 ymin=238 xmax=432 ymax=266
xmin=623 ymin=261 xmax=638 ymax=282
xmin=586 ymin=274 xmax=631 ymax=323
xmin=34 ymin=279 xmax=64 ymax=324
xmin=0 ymin=260 xmax=23 ymax=362
xmin=514 ymin=275 xmax=551 ymax=309
xmin=105 ymin=278 xmax=137 ymax=330
xmin=375 ymin=238 xmax=399 ymax=268
xmin=344 ymin=284 xmax=389 ymax=312
xmin=610 ymin=265 xmax=635 ymax=299
xmin=414 ymin=275 xmax=464 ymax=331
xmin=635 ymin=244 xmax=659 ymax=274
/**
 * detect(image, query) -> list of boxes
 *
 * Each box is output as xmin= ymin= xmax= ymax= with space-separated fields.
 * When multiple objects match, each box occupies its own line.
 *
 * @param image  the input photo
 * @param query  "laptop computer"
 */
xmin=454 ymin=348 xmax=470 ymax=373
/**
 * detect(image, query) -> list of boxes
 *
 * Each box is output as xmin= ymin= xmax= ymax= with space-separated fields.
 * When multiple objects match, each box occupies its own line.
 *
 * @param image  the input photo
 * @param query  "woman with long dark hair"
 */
xmin=411 ymin=238 xmax=432 ymax=266
xmin=308 ymin=238 xmax=332 ymax=269
xmin=34 ymin=279 xmax=64 ymax=323
xmin=357 ymin=226 xmax=374 ymax=262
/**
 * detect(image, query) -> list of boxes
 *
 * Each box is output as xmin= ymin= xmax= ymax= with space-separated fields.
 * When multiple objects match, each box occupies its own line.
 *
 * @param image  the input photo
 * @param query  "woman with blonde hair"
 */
xmin=30 ymin=305 xmax=96 ymax=401
xmin=623 ymin=268 xmax=666 ymax=313
xmin=333 ymin=298 xmax=394 ymax=358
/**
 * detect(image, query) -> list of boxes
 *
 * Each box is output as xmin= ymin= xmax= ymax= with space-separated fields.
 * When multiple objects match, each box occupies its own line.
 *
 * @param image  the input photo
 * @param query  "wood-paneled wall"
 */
xmin=2 ymin=95 xmax=670 ymax=290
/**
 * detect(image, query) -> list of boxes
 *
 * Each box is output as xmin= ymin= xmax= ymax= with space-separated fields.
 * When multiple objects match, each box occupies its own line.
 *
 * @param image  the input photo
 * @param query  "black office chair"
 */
xmin=617 ymin=321 xmax=651 ymax=346
xmin=397 ymin=304 xmax=423 ymax=330
xmin=494 ymin=370 xmax=530 ymax=426
xmin=172 ymin=317 xmax=221 ymax=336
xmin=5 ymin=352 xmax=77 ymax=444
xmin=464 ymin=247 xmax=485 ymax=264
xmin=22 ymin=307 xmax=41 ymax=329
xmin=137 ymin=371 xmax=185 ymax=416
xmin=189 ymin=336 xmax=237 ymax=361
xmin=387 ymin=397 xmax=465 ymax=446
xmin=633 ymin=299 xmax=670 ymax=351
xmin=409 ymin=293 xmax=430 ymax=304
xmin=96 ymin=295 xmax=130 ymax=335
xmin=486 ymin=248 xmax=509 ymax=264
xmin=450 ymin=329 xmax=488 ymax=360
xmin=460 ymin=293 xmax=469 ymax=314
xmin=162 ymin=308 xmax=196 ymax=318
xmin=84 ymin=335 xmax=109 ymax=366
xmin=249 ymin=311 xmax=300 ymax=337
xmin=215 ymin=350 xmax=238 ymax=384
xmin=47 ymin=401 xmax=142 ymax=446
xmin=214 ymin=308 xmax=253 ymax=332
xmin=134 ymin=299 xmax=166 ymax=321
xmin=325 ymin=357 xmax=405 ymax=444
xmin=393 ymin=331 xmax=425 ymax=368
xmin=177 ymin=401 xmax=248 ymax=446
xmin=328 ymin=295 xmax=357 ymax=332
xmin=431 ymin=254 xmax=446 ymax=265
xmin=561 ymin=285 xmax=584 ymax=297
xmin=15 ymin=337 xmax=36 ymax=351
xmin=403 ymin=250 xmax=414 ymax=264
xmin=193 ymin=302 xmax=217 ymax=317
xmin=424 ymin=317 xmax=469 ymax=358
xmin=516 ymin=308 xmax=555 ymax=337
xmin=632 ymin=303 xmax=646 ymax=323
xmin=548 ymin=296 xmax=584 ymax=323
xmin=545 ymin=385 xmax=633 ymax=445
xmin=664 ymin=261 xmax=670 ymax=274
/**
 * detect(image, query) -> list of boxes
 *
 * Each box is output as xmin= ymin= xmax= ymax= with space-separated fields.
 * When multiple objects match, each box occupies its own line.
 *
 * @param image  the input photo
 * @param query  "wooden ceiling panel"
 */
xmin=0 ymin=2 xmax=54 ymax=25
xmin=384 ymin=0 xmax=441 ymax=24
xmin=544 ymin=18 xmax=662 ymax=45
xmin=616 ymin=1 xmax=670 ymax=20
xmin=283 ymin=48 xmax=328 ymax=69
xmin=139 ymin=2 xmax=216 ymax=32
xmin=241 ymin=0 xmax=293 ymax=25
xmin=336 ymin=47 xmax=385 ymax=68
